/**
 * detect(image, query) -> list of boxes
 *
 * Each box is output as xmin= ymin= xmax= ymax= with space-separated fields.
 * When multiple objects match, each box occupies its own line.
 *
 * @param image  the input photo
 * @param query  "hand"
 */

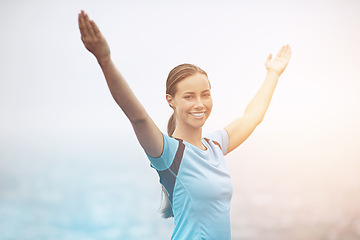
xmin=265 ymin=44 xmax=291 ymax=76
xmin=78 ymin=10 xmax=110 ymax=64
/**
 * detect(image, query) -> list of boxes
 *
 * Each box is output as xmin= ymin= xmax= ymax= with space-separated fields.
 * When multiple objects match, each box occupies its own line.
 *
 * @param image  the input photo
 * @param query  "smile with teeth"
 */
xmin=190 ymin=112 xmax=205 ymax=118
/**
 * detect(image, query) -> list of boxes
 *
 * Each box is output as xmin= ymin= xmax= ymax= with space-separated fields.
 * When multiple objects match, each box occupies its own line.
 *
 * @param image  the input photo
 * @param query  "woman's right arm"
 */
xmin=78 ymin=10 xmax=163 ymax=158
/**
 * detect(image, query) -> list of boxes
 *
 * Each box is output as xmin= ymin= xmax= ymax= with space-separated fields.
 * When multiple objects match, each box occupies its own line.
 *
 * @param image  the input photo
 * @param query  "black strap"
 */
xmin=169 ymin=138 xmax=185 ymax=175
xmin=155 ymin=138 xmax=185 ymax=205
xmin=204 ymin=137 xmax=222 ymax=151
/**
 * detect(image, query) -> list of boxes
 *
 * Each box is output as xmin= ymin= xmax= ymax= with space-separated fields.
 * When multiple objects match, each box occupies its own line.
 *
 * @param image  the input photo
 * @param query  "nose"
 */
xmin=194 ymin=97 xmax=205 ymax=109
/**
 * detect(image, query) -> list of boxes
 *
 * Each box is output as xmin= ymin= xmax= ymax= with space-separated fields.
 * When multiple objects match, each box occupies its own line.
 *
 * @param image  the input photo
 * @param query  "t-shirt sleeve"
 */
xmin=205 ymin=129 xmax=229 ymax=155
xmin=145 ymin=133 xmax=179 ymax=171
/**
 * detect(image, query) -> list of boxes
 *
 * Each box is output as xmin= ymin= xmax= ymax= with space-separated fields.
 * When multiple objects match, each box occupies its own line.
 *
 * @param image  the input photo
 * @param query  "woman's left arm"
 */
xmin=225 ymin=44 xmax=291 ymax=154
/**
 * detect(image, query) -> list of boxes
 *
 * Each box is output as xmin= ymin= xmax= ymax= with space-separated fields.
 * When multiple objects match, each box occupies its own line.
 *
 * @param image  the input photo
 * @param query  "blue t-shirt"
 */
xmin=147 ymin=129 xmax=233 ymax=240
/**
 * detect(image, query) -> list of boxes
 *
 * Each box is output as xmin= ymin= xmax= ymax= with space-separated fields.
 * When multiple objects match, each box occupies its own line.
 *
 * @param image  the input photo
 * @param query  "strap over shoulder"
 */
xmin=170 ymin=138 xmax=186 ymax=176
xmin=155 ymin=138 xmax=185 ymax=218
xmin=204 ymin=138 xmax=222 ymax=151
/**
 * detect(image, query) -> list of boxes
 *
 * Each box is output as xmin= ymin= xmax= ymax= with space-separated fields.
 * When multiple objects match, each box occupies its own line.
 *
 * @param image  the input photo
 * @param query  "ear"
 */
xmin=166 ymin=94 xmax=175 ymax=109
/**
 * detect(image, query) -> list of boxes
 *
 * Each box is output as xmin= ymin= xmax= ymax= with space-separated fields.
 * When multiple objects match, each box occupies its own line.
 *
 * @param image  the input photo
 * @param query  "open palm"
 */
xmin=78 ymin=10 xmax=110 ymax=64
xmin=265 ymin=44 xmax=291 ymax=75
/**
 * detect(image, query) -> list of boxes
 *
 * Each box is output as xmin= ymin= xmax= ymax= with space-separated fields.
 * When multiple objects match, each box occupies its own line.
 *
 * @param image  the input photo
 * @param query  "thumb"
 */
xmin=265 ymin=54 xmax=272 ymax=68
xmin=266 ymin=54 xmax=272 ymax=63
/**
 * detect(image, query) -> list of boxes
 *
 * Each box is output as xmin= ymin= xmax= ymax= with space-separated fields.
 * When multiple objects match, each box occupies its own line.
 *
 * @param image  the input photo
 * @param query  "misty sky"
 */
xmin=1 ymin=0 xmax=360 ymax=218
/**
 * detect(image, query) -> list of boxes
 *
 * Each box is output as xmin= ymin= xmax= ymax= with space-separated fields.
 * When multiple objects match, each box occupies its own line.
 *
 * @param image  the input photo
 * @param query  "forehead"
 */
xmin=176 ymin=73 xmax=210 ymax=94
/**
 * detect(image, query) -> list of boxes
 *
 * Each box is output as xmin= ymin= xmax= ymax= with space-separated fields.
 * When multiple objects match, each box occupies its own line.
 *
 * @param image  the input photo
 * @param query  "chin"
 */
xmin=189 ymin=118 xmax=208 ymax=129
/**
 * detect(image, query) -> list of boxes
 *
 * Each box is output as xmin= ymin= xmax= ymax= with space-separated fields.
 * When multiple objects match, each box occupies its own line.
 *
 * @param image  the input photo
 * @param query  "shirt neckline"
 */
xmin=171 ymin=136 xmax=208 ymax=152
xmin=181 ymin=138 xmax=209 ymax=152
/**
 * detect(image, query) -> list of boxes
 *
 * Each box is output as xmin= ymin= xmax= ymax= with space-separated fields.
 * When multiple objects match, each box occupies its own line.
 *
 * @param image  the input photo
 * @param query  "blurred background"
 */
xmin=1 ymin=0 xmax=360 ymax=239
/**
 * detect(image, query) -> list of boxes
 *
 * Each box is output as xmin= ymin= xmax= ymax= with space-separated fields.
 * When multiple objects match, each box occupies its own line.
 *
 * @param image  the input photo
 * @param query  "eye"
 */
xmin=184 ymin=95 xmax=192 ymax=99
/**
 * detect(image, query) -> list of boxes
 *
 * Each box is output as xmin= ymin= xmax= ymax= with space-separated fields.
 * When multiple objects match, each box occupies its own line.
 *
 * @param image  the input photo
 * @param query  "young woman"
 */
xmin=78 ymin=10 xmax=291 ymax=240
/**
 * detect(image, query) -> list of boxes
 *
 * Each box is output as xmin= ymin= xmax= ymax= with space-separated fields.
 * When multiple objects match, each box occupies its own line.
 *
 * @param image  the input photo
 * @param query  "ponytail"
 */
xmin=167 ymin=112 xmax=176 ymax=137
xmin=161 ymin=186 xmax=174 ymax=218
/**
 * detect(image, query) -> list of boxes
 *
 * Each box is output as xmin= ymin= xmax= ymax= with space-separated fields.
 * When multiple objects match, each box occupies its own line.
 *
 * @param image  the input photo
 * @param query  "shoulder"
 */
xmin=204 ymin=129 xmax=229 ymax=155
xmin=146 ymin=133 xmax=181 ymax=170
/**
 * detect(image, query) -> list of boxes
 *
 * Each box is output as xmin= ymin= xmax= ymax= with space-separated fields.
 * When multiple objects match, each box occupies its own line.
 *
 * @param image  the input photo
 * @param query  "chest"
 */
xmin=176 ymin=147 xmax=233 ymax=202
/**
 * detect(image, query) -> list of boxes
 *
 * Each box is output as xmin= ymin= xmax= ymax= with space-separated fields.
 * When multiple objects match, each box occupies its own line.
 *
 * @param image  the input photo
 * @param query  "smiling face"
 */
xmin=167 ymin=73 xmax=212 ymax=131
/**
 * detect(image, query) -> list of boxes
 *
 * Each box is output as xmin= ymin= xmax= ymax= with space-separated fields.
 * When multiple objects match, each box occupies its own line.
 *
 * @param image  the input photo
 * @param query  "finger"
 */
xmin=282 ymin=44 xmax=289 ymax=58
xmin=277 ymin=45 xmax=285 ymax=58
xmin=90 ymin=20 xmax=101 ymax=38
xmin=285 ymin=45 xmax=292 ymax=60
xmin=266 ymin=53 xmax=272 ymax=63
xmin=78 ymin=11 xmax=89 ymax=38
xmin=283 ymin=44 xmax=290 ymax=58
xmin=265 ymin=54 xmax=272 ymax=66
xmin=84 ymin=13 xmax=96 ymax=38
xmin=280 ymin=45 xmax=286 ymax=58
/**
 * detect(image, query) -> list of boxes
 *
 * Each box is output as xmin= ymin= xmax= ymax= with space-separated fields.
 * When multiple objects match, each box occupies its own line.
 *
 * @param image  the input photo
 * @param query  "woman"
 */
xmin=78 ymin=10 xmax=291 ymax=240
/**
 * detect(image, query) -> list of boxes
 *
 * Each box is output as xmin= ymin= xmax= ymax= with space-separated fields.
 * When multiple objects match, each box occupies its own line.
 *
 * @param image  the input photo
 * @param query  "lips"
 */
xmin=189 ymin=112 xmax=205 ymax=118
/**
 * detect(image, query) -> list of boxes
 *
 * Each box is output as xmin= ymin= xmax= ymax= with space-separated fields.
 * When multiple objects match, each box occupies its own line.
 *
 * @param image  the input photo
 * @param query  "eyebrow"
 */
xmin=183 ymin=89 xmax=211 ymax=95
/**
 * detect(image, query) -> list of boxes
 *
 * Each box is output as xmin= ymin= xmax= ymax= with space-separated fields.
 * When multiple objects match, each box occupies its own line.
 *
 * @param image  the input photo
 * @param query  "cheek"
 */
xmin=205 ymin=98 xmax=213 ymax=109
xmin=176 ymin=100 xmax=192 ymax=113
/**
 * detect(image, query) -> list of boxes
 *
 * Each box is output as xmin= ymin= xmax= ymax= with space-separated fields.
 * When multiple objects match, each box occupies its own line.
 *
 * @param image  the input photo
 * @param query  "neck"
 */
xmin=172 ymin=125 xmax=205 ymax=149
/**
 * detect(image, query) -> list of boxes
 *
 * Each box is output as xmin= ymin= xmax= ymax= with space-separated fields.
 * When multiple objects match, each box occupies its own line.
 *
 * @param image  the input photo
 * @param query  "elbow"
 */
xmin=253 ymin=117 xmax=263 ymax=127
xmin=246 ymin=113 xmax=264 ymax=126
xmin=252 ymin=116 xmax=264 ymax=128
xmin=244 ymin=109 xmax=264 ymax=125
xmin=130 ymin=117 xmax=147 ymax=125
xmin=253 ymin=111 xmax=265 ymax=125
xmin=129 ymin=115 xmax=148 ymax=125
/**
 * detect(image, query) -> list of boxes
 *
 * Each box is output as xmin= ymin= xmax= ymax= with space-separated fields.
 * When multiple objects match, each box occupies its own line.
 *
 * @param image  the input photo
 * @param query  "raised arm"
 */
xmin=224 ymin=44 xmax=291 ymax=154
xmin=78 ymin=10 xmax=163 ymax=157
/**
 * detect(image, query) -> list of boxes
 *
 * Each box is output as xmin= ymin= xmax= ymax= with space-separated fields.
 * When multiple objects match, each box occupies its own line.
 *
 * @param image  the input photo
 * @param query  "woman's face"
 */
xmin=167 ymin=73 xmax=212 ymax=131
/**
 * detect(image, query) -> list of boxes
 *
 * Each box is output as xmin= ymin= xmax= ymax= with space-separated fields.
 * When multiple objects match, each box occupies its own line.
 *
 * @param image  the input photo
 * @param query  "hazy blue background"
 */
xmin=1 ymin=0 xmax=360 ymax=239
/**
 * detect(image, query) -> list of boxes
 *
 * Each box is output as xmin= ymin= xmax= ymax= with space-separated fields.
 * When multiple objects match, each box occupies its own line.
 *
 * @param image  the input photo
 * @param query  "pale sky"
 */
xmin=1 ymin=0 xmax=360 ymax=229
